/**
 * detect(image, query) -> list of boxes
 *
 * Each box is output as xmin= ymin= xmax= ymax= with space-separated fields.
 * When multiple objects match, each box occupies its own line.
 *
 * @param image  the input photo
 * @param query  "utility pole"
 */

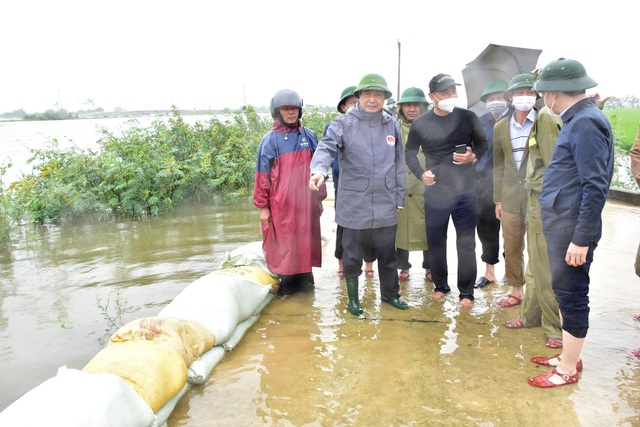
xmin=397 ymin=40 xmax=401 ymax=100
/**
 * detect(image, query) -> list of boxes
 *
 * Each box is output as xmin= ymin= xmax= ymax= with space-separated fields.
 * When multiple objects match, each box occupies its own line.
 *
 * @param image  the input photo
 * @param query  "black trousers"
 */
xmin=342 ymin=225 xmax=400 ymax=301
xmin=424 ymin=189 xmax=477 ymax=301
xmin=476 ymin=180 xmax=501 ymax=265
xmin=335 ymin=224 xmax=376 ymax=262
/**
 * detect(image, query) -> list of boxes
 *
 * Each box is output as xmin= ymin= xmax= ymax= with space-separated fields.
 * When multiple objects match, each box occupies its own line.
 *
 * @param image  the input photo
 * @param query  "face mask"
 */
xmin=486 ymin=100 xmax=507 ymax=116
xmin=512 ymin=95 xmax=536 ymax=112
xmin=436 ymin=96 xmax=463 ymax=113
xmin=543 ymin=93 xmax=559 ymax=116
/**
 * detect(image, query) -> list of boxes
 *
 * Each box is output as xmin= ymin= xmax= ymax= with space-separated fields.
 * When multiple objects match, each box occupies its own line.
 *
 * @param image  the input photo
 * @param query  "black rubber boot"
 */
xmin=384 ymin=298 xmax=408 ymax=310
xmin=346 ymin=277 xmax=363 ymax=315
xmin=278 ymin=275 xmax=296 ymax=296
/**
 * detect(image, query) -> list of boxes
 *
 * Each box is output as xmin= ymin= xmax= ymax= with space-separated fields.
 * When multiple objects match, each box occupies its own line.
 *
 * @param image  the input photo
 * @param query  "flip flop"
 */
xmin=425 ymin=269 xmax=433 ymax=282
xmin=474 ymin=276 xmax=493 ymax=288
xmin=398 ymin=269 xmax=410 ymax=281
xmin=365 ymin=270 xmax=375 ymax=279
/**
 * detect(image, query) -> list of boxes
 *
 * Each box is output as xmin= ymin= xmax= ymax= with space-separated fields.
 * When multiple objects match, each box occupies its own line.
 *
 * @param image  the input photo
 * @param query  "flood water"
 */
xmin=1 ymin=119 xmax=639 ymax=425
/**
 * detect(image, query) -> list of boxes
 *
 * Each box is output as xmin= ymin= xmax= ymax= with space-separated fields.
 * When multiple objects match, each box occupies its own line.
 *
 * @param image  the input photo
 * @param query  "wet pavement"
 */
xmin=167 ymin=198 xmax=640 ymax=426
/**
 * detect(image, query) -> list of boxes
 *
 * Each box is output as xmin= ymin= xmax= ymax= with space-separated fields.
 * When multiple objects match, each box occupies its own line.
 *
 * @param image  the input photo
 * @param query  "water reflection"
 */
xmin=1 ymin=199 xmax=639 ymax=426
xmin=0 ymin=198 xmax=261 ymax=412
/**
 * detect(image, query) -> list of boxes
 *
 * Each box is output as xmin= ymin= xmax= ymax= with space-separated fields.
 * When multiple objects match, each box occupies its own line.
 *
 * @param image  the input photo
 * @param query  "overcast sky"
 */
xmin=1 ymin=0 xmax=638 ymax=113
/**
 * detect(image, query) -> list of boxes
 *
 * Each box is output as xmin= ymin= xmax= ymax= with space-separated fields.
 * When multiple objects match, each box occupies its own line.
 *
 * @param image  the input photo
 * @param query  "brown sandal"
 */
xmin=496 ymin=294 xmax=522 ymax=308
xmin=398 ymin=269 xmax=410 ymax=281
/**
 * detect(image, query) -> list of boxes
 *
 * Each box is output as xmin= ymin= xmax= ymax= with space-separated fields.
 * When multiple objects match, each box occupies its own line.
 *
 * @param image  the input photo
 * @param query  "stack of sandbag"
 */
xmin=0 ymin=241 xmax=279 ymax=426
xmin=82 ymin=316 xmax=216 ymax=413
xmin=0 ymin=366 xmax=156 ymax=427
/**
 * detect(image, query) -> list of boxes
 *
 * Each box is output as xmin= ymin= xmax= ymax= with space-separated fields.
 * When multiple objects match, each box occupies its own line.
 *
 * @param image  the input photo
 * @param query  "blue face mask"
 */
xmin=486 ymin=100 xmax=507 ymax=116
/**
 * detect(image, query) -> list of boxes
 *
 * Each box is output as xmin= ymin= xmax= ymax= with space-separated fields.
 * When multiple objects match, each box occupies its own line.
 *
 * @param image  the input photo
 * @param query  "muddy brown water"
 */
xmin=1 ymin=196 xmax=639 ymax=426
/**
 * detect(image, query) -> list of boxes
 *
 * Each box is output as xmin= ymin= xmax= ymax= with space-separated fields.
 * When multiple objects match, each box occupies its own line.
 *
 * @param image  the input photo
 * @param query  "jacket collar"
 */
xmin=561 ymin=97 xmax=597 ymax=123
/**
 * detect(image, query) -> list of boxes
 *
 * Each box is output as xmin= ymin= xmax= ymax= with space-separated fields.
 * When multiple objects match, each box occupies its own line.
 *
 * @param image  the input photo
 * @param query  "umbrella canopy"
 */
xmin=462 ymin=44 xmax=542 ymax=114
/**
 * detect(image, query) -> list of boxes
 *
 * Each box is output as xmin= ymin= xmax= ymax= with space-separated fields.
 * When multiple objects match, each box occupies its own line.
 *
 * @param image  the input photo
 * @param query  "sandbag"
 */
xmin=0 ymin=366 xmax=155 ymax=427
xmin=152 ymin=382 xmax=191 ymax=427
xmin=208 ymin=265 xmax=279 ymax=287
xmin=110 ymin=316 xmax=215 ymax=365
xmin=187 ymin=346 xmax=225 ymax=385
xmin=158 ymin=273 xmax=270 ymax=344
xmin=223 ymin=314 xmax=259 ymax=351
xmin=219 ymin=241 xmax=277 ymax=278
xmin=82 ymin=340 xmax=187 ymax=413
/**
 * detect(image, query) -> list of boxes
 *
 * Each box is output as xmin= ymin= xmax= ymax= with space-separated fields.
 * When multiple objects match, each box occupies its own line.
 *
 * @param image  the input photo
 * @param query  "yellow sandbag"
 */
xmin=82 ymin=340 xmax=187 ymax=413
xmin=109 ymin=317 xmax=216 ymax=365
xmin=208 ymin=265 xmax=279 ymax=286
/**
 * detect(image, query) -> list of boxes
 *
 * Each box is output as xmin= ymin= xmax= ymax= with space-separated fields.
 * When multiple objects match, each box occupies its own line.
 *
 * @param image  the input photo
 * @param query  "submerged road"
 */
xmin=167 ymin=190 xmax=640 ymax=426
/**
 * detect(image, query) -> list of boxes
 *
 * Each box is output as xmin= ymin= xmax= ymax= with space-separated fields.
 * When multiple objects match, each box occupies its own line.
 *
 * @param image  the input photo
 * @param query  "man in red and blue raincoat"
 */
xmin=254 ymin=89 xmax=326 ymax=295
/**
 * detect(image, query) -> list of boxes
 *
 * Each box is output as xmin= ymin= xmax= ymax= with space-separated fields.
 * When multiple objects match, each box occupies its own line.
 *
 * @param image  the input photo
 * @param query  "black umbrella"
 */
xmin=462 ymin=44 xmax=542 ymax=114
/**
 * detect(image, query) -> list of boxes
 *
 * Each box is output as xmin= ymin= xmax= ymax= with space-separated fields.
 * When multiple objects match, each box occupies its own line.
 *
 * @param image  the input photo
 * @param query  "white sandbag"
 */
xmin=222 ymin=314 xmax=259 ymax=351
xmin=158 ymin=273 xmax=270 ymax=343
xmin=219 ymin=241 xmax=277 ymax=278
xmin=0 ymin=366 xmax=155 ymax=427
xmin=252 ymin=292 xmax=275 ymax=316
xmin=152 ymin=382 xmax=191 ymax=427
xmin=187 ymin=346 xmax=226 ymax=385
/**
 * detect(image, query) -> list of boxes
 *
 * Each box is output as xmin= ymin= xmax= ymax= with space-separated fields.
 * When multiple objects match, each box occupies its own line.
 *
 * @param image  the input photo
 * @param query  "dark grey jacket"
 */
xmin=310 ymin=103 xmax=406 ymax=229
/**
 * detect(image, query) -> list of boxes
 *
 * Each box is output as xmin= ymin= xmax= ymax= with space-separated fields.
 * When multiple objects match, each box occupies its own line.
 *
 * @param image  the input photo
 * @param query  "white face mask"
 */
xmin=486 ymin=100 xmax=508 ymax=116
xmin=436 ymin=96 xmax=464 ymax=113
xmin=543 ymin=92 xmax=559 ymax=116
xmin=512 ymin=95 xmax=536 ymax=112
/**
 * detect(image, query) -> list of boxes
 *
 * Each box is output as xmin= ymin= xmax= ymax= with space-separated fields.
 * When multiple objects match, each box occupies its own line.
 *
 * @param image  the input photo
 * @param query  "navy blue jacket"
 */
xmin=476 ymin=105 xmax=514 ymax=181
xmin=540 ymin=97 xmax=614 ymax=246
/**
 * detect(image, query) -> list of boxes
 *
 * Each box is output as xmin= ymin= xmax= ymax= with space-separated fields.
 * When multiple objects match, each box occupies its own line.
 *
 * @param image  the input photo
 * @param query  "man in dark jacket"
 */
xmin=474 ymin=79 xmax=512 ymax=289
xmin=405 ymin=73 xmax=488 ymax=308
xmin=528 ymin=58 xmax=613 ymax=388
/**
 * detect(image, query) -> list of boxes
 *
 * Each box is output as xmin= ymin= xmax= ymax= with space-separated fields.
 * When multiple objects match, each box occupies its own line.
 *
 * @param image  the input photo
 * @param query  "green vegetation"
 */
xmin=23 ymin=109 xmax=79 ymax=121
xmin=1 ymin=106 xmax=635 ymax=248
xmin=605 ymin=108 xmax=640 ymax=189
xmin=96 ymin=287 xmax=132 ymax=343
xmin=0 ymin=106 xmax=338 ymax=246
xmin=605 ymin=108 xmax=640 ymax=152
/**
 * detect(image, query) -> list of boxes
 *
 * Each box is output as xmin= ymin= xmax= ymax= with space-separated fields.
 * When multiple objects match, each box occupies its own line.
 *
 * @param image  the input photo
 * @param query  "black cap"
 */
xmin=429 ymin=73 xmax=460 ymax=93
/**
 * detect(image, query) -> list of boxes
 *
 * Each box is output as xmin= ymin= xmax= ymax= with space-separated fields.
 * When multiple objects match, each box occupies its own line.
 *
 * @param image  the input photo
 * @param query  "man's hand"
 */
xmin=453 ymin=147 xmax=476 ymax=165
xmin=421 ymin=170 xmax=436 ymax=186
xmin=495 ymin=203 xmax=503 ymax=221
xmin=261 ymin=207 xmax=271 ymax=226
xmin=566 ymin=242 xmax=588 ymax=266
xmin=309 ymin=173 xmax=325 ymax=191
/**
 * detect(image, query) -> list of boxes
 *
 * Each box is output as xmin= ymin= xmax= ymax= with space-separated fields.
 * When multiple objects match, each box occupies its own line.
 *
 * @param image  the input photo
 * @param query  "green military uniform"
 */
xmin=520 ymin=106 xmax=563 ymax=339
xmin=395 ymin=99 xmax=428 ymax=253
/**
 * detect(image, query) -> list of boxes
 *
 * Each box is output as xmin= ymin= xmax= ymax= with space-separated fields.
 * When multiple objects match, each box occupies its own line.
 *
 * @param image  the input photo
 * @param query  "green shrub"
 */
xmin=7 ymin=106 xmax=271 ymax=222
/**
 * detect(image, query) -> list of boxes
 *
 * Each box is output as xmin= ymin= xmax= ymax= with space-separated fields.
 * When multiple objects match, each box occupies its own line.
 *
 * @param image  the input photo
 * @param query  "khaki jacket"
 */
xmin=396 ymin=114 xmax=428 ymax=251
xmin=525 ymin=106 xmax=562 ymax=233
xmin=493 ymin=113 xmax=531 ymax=214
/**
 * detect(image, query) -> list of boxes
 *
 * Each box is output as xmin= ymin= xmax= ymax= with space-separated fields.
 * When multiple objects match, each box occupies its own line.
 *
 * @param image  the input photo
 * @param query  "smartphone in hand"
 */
xmin=455 ymin=144 xmax=467 ymax=154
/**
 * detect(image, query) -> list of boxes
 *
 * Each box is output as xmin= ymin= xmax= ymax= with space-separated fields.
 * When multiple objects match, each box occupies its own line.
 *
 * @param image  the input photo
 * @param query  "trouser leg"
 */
xmin=451 ymin=190 xmax=477 ymax=301
xmin=424 ymin=191 xmax=452 ymax=294
xmin=371 ymin=225 xmax=400 ymax=301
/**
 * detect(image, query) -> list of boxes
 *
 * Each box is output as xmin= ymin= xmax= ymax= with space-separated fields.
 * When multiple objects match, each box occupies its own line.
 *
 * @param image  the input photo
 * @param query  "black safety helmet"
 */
xmin=270 ymin=89 xmax=303 ymax=123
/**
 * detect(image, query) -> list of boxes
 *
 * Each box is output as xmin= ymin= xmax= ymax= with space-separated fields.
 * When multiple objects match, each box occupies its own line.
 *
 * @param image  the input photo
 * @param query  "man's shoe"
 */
xmin=384 ymin=298 xmax=408 ymax=310
xmin=474 ymin=276 xmax=492 ymax=288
